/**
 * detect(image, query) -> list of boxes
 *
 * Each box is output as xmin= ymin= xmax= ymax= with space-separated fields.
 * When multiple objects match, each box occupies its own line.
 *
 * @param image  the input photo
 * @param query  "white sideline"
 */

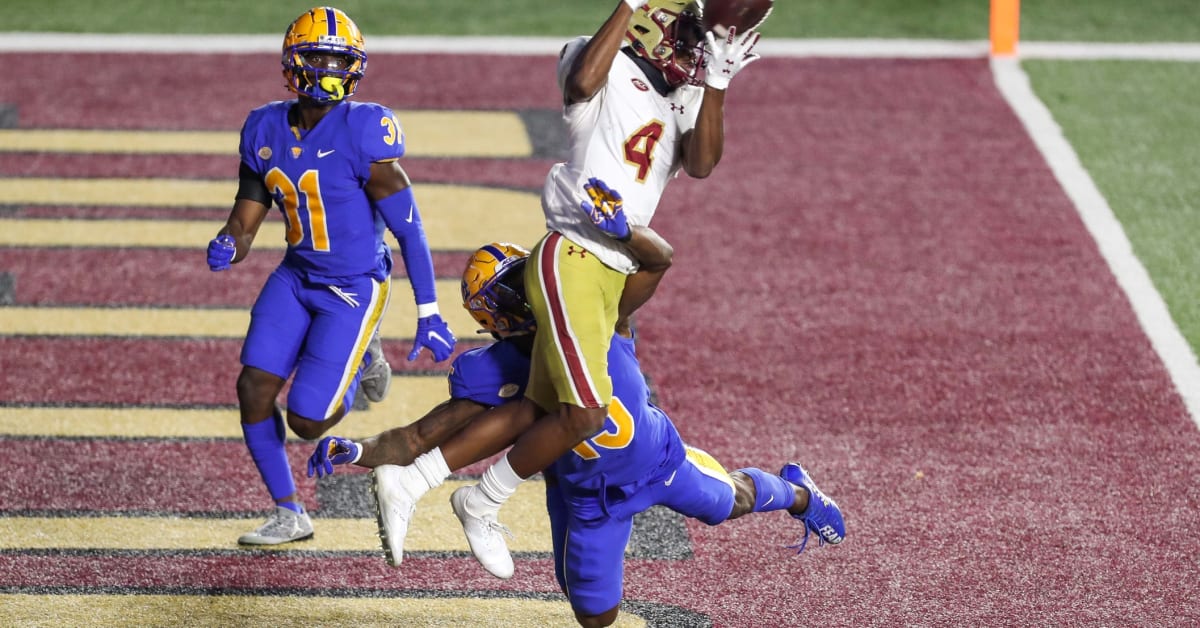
xmin=5 ymin=33 xmax=1200 ymax=60
xmin=991 ymin=57 xmax=1200 ymax=427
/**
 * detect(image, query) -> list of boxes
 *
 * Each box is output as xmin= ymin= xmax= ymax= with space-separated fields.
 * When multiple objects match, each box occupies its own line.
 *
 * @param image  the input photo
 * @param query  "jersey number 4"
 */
xmin=571 ymin=396 xmax=635 ymax=460
xmin=265 ymin=167 xmax=330 ymax=252
xmin=623 ymin=121 xmax=665 ymax=183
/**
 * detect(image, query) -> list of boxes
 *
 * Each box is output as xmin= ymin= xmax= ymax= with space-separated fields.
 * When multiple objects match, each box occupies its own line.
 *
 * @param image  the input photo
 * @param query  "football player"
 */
xmin=446 ymin=0 xmax=766 ymax=578
xmin=307 ymin=183 xmax=845 ymax=628
xmin=206 ymin=6 xmax=455 ymax=546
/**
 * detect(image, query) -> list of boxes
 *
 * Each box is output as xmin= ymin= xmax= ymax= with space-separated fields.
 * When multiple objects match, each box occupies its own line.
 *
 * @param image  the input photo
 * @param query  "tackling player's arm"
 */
xmin=562 ymin=0 xmax=642 ymax=105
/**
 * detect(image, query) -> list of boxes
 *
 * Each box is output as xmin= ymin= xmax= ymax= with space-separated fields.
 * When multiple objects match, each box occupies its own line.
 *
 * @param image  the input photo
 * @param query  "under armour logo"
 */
xmin=722 ymin=59 xmax=735 ymax=75
xmin=567 ymin=245 xmax=587 ymax=258
xmin=670 ymin=103 xmax=685 ymax=114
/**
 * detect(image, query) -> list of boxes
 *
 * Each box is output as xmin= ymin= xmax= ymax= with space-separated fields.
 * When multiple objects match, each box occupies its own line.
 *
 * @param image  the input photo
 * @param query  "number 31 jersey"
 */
xmin=239 ymin=100 xmax=406 ymax=283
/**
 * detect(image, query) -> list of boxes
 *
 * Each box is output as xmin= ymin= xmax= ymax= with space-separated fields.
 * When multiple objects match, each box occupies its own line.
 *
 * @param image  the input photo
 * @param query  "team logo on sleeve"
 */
xmin=258 ymin=146 xmax=272 ymax=159
xmin=631 ymin=78 xmax=650 ymax=92
xmin=499 ymin=383 xmax=520 ymax=398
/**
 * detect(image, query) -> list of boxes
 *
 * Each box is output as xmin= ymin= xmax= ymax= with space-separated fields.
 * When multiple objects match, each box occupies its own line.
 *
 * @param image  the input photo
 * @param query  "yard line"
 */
xmin=5 ymin=33 xmax=1200 ymax=61
xmin=992 ymin=56 xmax=1200 ymax=428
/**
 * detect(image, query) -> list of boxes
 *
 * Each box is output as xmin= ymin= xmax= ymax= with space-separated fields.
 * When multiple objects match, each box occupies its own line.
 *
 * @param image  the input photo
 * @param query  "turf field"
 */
xmin=2 ymin=2 xmax=1199 ymax=626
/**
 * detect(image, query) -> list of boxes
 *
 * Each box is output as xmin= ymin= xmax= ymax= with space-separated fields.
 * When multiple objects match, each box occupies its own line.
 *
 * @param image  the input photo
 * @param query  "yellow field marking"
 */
xmin=0 ymin=379 xmax=449 ymax=439
xmin=0 ymin=111 xmax=532 ymax=158
xmin=0 ymin=278 xmax=485 ymax=338
xmin=0 ymin=182 xmax=543 ymax=249
xmin=0 ymin=593 xmax=649 ymax=628
xmin=0 ymin=481 xmax=549 ymax=553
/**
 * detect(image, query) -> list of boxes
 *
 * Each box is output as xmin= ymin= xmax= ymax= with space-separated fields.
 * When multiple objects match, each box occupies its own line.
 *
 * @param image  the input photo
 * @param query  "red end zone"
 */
xmin=1 ymin=50 xmax=1198 ymax=625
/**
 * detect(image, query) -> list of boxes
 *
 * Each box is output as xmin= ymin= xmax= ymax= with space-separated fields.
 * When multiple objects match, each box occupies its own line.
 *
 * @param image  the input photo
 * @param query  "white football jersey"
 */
xmin=542 ymin=36 xmax=704 ymax=274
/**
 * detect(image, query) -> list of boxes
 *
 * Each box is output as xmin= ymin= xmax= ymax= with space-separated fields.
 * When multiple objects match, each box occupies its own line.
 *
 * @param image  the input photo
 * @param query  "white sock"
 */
xmin=412 ymin=447 xmax=451 ymax=491
xmin=470 ymin=454 xmax=523 ymax=514
xmin=391 ymin=464 xmax=432 ymax=500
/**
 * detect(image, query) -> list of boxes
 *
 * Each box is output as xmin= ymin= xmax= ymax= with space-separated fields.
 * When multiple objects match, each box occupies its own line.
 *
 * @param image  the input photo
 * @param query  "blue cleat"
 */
xmin=780 ymin=462 xmax=845 ymax=553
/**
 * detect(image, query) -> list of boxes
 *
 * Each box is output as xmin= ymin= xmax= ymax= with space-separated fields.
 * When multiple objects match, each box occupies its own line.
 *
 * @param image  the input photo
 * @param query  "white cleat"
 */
xmin=450 ymin=486 xmax=514 ymax=579
xmin=237 ymin=505 xmax=314 ymax=545
xmin=360 ymin=330 xmax=392 ymax=403
xmin=372 ymin=465 xmax=417 ymax=567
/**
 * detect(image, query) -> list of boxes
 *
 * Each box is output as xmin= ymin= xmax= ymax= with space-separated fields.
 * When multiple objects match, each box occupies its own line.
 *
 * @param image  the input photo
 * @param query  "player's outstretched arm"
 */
xmin=306 ymin=397 xmax=490 ymax=477
xmin=681 ymin=28 xmax=763 ymax=178
xmin=562 ymin=0 xmax=644 ymax=104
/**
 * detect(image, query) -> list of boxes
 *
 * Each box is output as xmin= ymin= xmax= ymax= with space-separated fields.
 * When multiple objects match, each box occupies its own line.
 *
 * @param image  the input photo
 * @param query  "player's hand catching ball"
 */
xmin=704 ymin=27 xmax=762 ymax=91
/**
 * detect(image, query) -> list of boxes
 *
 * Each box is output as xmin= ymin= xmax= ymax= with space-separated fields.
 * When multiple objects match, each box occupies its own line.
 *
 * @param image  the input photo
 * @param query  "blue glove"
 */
xmin=207 ymin=234 xmax=236 ymax=271
xmin=409 ymin=313 xmax=456 ymax=362
xmin=580 ymin=177 xmax=630 ymax=242
xmin=307 ymin=435 xmax=362 ymax=478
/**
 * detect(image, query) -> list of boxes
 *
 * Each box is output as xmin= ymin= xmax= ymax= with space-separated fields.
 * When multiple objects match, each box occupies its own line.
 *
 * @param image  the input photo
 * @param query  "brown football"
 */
xmin=702 ymin=0 xmax=774 ymax=37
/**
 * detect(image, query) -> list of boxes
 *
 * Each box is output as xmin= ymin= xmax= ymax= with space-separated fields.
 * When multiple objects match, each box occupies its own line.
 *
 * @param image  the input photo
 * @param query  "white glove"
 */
xmin=704 ymin=28 xmax=762 ymax=91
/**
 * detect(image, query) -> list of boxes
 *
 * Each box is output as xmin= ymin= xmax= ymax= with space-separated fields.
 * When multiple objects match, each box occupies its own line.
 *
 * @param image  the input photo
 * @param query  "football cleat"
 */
xmin=450 ymin=486 xmax=515 ymax=579
xmin=282 ymin=7 xmax=368 ymax=103
xmin=237 ymin=505 xmax=314 ymax=545
xmin=372 ymin=465 xmax=417 ymax=567
xmin=461 ymin=243 xmax=535 ymax=338
xmin=780 ymin=462 xmax=845 ymax=553
xmin=626 ymin=0 xmax=707 ymax=87
xmin=360 ymin=329 xmax=391 ymax=403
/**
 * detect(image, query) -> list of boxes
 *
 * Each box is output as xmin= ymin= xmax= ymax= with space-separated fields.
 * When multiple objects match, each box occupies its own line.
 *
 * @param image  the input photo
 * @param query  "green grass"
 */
xmin=6 ymin=0 xmax=1199 ymax=41
xmin=1025 ymin=60 xmax=1200 ymax=349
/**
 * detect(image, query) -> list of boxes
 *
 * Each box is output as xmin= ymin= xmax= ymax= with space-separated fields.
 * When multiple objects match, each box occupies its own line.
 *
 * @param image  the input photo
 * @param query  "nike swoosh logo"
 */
xmin=405 ymin=204 xmax=414 ymax=223
xmin=317 ymin=149 xmax=336 ymax=158
xmin=427 ymin=331 xmax=451 ymax=349
xmin=663 ymin=470 xmax=678 ymax=487
xmin=763 ymin=495 xmax=775 ymax=507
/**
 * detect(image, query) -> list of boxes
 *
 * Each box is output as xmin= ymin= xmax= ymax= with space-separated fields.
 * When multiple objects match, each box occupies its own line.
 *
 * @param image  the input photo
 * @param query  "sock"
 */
xmin=242 ymin=411 xmax=301 ymax=514
xmin=470 ymin=453 xmax=523 ymax=514
xmin=739 ymin=467 xmax=797 ymax=513
xmin=412 ymin=447 xmax=451 ymax=491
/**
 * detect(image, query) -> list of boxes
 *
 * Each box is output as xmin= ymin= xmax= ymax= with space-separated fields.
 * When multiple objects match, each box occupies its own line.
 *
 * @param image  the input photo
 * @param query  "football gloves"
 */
xmin=307 ymin=435 xmax=362 ymax=478
xmin=409 ymin=314 xmax=456 ymax=362
xmin=580 ymin=177 xmax=631 ymax=242
xmin=704 ymin=27 xmax=762 ymax=91
xmin=207 ymin=234 xmax=236 ymax=271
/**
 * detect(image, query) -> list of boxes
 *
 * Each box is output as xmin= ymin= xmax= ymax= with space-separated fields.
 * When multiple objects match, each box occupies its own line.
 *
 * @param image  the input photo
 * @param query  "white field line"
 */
xmin=991 ymin=57 xmax=1200 ymax=427
xmin=4 ymin=33 xmax=1200 ymax=60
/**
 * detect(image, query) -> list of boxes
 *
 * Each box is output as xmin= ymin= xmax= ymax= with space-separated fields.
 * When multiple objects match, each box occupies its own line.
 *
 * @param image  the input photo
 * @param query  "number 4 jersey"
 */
xmin=541 ymin=37 xmax=705 ymax=275
xmin=239 ymin=100 xmax=406 ymax=282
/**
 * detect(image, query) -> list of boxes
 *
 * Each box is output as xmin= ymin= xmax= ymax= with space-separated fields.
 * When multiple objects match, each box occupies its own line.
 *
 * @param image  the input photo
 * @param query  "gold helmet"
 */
xmin=461 ymin=243 xmax=535 ymax=338
xmin=625 ymin=0 xmax=707 ymax=87
xmin=281 ymin=7 xmax=367 ymax=103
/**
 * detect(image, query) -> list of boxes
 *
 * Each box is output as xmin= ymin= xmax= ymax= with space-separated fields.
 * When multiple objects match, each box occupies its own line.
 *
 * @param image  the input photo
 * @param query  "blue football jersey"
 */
xmin=239 ymin=100 xmax=407 ymax=282
xmin=448 ymin=341 xmax=531 ymax=407
xmin=551 ymin=334 xmax=686 ymax=491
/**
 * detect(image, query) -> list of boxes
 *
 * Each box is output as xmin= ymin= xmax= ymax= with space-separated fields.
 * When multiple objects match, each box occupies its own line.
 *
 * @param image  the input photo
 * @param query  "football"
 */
xmin=702 ymin=0 xmax=774 ymax=38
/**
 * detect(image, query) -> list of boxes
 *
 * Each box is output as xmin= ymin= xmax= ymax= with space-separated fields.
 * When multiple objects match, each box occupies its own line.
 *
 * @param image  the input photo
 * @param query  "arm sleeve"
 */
xmin=235 ymin=161 xmax=271 ymax=205
xmin=374 ymin=186 xmax=437 ymax=307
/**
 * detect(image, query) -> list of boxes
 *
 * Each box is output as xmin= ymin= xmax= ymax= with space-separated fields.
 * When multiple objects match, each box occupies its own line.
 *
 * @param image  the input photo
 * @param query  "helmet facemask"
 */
xmin=281 ymin=7 xmax=367 ymax=103
xmin=626 ymin=0 xmax=707 ymax=87
xmin=462 ymin=244 xmax=536 ymax=339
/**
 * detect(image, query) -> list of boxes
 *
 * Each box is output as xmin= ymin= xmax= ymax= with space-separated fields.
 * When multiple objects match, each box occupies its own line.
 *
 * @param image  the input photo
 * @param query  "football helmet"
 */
xmin=282 ymin=7 xmax=368 ymax=103
xmin=461 ymin=243 xmax=536 ymax=338
xmin=626 ymin=0 xmax=707 ymax=87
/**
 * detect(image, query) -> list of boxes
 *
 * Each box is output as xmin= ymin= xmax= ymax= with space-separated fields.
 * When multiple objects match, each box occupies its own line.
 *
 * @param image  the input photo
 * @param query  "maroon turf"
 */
xmin=2 ymin=50 xmax=1199 ymax=627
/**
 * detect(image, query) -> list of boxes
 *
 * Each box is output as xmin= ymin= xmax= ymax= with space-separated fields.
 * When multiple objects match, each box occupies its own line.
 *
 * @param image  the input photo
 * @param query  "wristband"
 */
xmin=623 ymin=0 xmax=643 ymax=11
